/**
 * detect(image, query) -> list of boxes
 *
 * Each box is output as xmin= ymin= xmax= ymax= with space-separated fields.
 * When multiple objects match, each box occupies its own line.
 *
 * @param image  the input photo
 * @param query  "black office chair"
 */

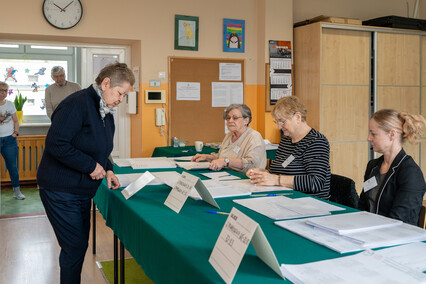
xmin=329 ymin=174 xmax=359 ymax=209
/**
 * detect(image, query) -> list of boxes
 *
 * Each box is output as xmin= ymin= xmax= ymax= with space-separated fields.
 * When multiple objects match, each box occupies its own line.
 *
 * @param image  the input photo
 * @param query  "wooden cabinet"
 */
xmin=294 ymin=22 xmax=425 ymax=194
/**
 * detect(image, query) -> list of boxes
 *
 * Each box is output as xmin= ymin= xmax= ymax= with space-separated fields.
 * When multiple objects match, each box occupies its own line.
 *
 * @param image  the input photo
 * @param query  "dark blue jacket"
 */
xmin=37 ymin=85 xmax=114 ymax=196
xmin=359 ymin=149 xmax=426 ymax=225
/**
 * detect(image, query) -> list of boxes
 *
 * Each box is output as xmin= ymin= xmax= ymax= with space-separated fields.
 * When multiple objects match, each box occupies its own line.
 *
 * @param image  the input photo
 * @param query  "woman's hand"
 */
xmin=191 ymin=153 xmax=214 ymax=162
xmin=246 ymin=168 xmax=279 ymax=186
xmin=209 ymin=158 xmax=226 ymax=171
xmin=90 ymin=163 xmax=106 ymax=180
xmin=106 ymin=170 xmax=120 ymax=189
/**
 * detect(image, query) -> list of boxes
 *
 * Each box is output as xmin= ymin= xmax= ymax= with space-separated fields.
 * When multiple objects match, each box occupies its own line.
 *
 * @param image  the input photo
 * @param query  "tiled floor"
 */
xmin=0 ymin=187 xmax=45 ymax=217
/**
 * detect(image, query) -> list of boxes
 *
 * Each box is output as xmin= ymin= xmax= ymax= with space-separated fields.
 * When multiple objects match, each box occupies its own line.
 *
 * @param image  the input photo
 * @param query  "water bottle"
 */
xmin=173 ymin=137 xmax=179 ymax=148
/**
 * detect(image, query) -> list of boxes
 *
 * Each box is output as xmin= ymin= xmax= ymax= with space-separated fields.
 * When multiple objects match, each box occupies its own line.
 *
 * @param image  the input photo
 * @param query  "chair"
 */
xmin=329 ymin=174 xmax=359 ymax=209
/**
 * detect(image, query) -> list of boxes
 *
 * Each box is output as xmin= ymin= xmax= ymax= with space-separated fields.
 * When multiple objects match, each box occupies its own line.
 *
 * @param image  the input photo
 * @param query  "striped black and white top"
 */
xmin=270 ymin=128 xmax=331 ymax=199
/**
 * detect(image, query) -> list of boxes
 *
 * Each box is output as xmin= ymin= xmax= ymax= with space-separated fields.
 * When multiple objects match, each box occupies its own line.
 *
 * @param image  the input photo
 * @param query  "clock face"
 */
xmin=43 ymin=0 xmax=83 ymax=29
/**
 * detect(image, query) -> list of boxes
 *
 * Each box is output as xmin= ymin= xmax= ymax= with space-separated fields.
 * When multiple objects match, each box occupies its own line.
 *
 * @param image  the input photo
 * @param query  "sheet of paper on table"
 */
xmin=280 ymin=243 xmax=426 ymax=284
xmin=201 ymin=171 xmax=241 ymax=181
xmin=175 ymin=161 xmax=211 ymax=170
xmin=128 ymin=157 xmax=177 ymax=169
xmin=112 ymin=158 xmax=132 ymax=167
xmin=189 ymin=179 xmax=250 ymax=200
xmin=234 ymin=196 xmax=331 ymax=220
xmin=222 ymin=179 xmax=291 ymax=192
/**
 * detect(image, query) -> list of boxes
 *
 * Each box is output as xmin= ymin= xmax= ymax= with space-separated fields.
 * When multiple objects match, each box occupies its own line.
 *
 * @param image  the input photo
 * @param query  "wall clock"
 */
xmin=42 ymin=0 xmax=83 ymax=29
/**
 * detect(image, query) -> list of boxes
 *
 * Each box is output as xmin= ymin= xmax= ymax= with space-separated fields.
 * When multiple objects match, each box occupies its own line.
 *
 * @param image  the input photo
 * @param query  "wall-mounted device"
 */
xmin=145 ymin=90 xmax=166 ymax=104
xmin=155 ymin=108 xmax=166 ymax=126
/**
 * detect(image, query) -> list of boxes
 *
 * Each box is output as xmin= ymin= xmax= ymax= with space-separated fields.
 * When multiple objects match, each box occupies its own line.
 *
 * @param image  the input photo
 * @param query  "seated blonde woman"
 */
xmin=359 ymin=109 xmax=426 ymax=225
xmin=191 ymin=104 xmax=266 ymax=173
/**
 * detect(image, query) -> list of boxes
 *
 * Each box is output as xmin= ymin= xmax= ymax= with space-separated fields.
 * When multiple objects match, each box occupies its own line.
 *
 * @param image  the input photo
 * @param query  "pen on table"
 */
xmin=250 ymin=193 xmax=292 ymax=197
xmin=206 ymin=210 xmax=229 ymax=215
xmin=218 ymin=174 xmax=232 ymax=178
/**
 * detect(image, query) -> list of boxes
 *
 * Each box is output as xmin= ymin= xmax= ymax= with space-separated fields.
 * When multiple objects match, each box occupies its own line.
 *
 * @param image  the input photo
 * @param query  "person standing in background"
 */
xmin=0 ymin=81 xmax=24 ymax=199
xmin=45 ymin=66 xmax=81 ymax=119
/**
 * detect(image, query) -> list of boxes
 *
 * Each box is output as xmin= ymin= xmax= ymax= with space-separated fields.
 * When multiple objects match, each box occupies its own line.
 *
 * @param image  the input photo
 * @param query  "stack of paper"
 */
xmin=201 ymin=171 xmax=241 ymax=181
xmin=234 ymin=196 xmax=331 ymax=220
xmin=175 ymin=161 xmax=210 ymax=170
xmin=222 ymin=179 xmax=291 ymax=192
xmin=128 ymin=157 xmax=177 ymax=170
xmin=112 ymin=158 xmax=131 ymax=167
xmin=275 ymin=211 xmax=426 ymax=254
xmin=189 ymin=179 xmax=250 ymax=200
xmin=305 ymin=211 xmax=402 ymax=235
xmin=280 ymin=243 xmax=426 ymax=284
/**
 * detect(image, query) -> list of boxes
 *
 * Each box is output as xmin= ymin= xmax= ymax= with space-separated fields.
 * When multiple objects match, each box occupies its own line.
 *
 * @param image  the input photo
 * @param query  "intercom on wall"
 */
xmin=155 ymin=108 xmax=166 ymax=126
xmin=145 ymin=90 xmax=166 ymax=104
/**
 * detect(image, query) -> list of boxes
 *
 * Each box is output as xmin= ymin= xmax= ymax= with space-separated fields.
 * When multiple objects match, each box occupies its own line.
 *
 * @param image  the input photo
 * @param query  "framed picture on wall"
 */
xmin=175 ymin=15 xmax=199 ymax=51
xmin=223 ymin=18 xmax=245 ymax=53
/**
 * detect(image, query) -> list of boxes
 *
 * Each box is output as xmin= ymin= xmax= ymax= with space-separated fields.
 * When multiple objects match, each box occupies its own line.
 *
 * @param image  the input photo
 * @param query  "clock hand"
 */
xmin=62 ymin=1 xmax=74 ymax=11
xmin=53 ymin=2 xmax=65 ymax=12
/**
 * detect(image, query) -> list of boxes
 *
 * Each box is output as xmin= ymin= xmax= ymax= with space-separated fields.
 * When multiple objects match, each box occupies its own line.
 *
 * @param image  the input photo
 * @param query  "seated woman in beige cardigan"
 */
xmin=191 ymin=104 xmax=266 ymax=173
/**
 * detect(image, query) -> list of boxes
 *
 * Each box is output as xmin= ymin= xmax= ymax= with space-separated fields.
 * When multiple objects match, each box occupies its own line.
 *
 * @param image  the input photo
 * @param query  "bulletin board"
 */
xmin=169 ymin=57 xmax=245 ymax=145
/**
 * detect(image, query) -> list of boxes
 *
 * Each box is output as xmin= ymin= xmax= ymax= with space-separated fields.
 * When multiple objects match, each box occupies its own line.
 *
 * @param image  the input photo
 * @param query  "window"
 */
xmin=0 ymin=44 xmax=78 ymax=121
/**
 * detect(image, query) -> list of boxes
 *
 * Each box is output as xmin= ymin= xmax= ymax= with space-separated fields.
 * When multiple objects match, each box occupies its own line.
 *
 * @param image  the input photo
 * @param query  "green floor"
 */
xmin=100 ymin=258 xmax=153 ymax=284
xmin=0 ymin=187 xmax=45 ymax=216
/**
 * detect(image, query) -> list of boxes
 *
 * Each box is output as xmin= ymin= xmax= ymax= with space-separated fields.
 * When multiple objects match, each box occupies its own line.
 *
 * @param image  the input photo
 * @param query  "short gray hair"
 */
xmin=51 ymin=66 xmax=65 ymax=77
xmin=223 ymin=104 xmax=252 ymax=125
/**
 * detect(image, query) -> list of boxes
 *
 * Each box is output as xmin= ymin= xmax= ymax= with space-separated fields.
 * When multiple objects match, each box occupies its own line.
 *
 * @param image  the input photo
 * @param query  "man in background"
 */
xmin=45 ymin=66 xmax=81 ymax=119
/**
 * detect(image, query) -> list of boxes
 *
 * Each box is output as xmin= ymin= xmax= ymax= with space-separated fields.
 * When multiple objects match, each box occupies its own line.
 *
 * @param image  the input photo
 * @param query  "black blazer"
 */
xmin=359 ymin=149 xmax=426 ymax=225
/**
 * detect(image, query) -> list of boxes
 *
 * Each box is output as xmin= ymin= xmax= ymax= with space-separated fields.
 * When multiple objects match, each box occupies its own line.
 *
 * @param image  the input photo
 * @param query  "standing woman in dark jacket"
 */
xmin=37 ymin=62 xmax=135 ymax=284
xmin=359 ymin=109 xmax=426 ymax=225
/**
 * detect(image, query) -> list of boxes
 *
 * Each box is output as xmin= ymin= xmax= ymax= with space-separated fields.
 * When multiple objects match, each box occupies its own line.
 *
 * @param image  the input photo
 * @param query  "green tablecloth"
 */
xmin=152 ymin=146 xmax=277 ymax=160
xmin=94 ymin=167 xmax=355 ymax=283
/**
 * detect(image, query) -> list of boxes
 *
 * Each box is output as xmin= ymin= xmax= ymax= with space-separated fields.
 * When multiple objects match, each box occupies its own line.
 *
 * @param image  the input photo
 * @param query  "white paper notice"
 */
xmin=209 ymin=207 xmax=284 ymax=283
xmin=164 ymin=171 xmax=199 ymax=213
xmin=219 ymin=63 xmax=241 ymax=81
xmin=212 ymin=82 xmax=243 ymax=107
xmin=209 ymin=207 xmax=259 ymax=283
xmin=121 ymin=171 xmax=156 ymax=200
xmin=176 ymin=82 xmax=201 ymax=101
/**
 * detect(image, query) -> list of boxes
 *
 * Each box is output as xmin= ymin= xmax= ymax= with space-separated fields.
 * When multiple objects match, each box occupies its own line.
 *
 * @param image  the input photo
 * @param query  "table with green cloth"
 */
xmin=94 ymin=166 xmax=356 ymax=283
xmin=152 ymin=146 xmax=277 ymax=160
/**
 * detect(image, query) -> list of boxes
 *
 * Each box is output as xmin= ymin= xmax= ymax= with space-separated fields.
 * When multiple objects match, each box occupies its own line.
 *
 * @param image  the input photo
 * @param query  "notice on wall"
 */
xmin=269 ymin=40 xmax=292 ymax=105
xmin=219 ymin=63 xmax=242 ymax=81
xmin=176 ymin=82 xmax=201 ymax=101
xmin=212 ymin=82 xmax=243 ymax=107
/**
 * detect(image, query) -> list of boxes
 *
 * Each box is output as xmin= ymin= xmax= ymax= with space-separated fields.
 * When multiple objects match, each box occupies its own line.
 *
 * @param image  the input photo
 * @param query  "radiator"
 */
xmin=1 ymin=135 xmax=46 ymax=182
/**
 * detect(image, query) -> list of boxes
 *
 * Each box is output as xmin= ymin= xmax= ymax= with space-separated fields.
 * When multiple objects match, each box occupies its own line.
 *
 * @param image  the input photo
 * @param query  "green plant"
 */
xmin=13 ymin=90 xmax=27 ymax=111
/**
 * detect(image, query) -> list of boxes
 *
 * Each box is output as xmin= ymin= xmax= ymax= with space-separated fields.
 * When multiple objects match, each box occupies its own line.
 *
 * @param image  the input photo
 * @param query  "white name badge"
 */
xmin=282 ymin=155 xmax=295 ymax=168
xmin=363 ymin=176 xmax=378 ymax=192
xmin=209 ymin=207 xmax=284 ymax=283
xmin=233 ymin=146 xmax=241 ymax=154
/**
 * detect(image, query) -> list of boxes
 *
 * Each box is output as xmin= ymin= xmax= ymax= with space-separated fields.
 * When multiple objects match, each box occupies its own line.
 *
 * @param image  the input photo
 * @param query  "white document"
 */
xmin=112 ymin=158 xmax=131 ymax=168
xmin=164 ymin=171 xmax=199 ymax=213
xmin=189 ymin=179 xmax=250 ymax=200
xmin=376 ymin=242 xmax=426 ymax=272
xmin=209 ymin=207 xmax=283 ymax=284
xmin=175 ymin=161 xmax=210 ymax=170
xmin=211 ymin=82 xmax=243 ymax=107
xmin=280 ymin=245 xmax=426 ymax=284
xmin=342 ymin=222 xmax=426 ymax=248
xmin=270 ymin=88 xmax=291 ymax=100
xmin=173 ymin=156 xmax=193 ymax=161
xmin=121 ymin=171 xmax=156 ymax=200
xmin=306 ymin=211 xmax=402 ymax=235
xmin=219 ymin=63 xmax=242 ymax=81
xmin=270 ymin=73 xmax=292 ymax=85
xmin=234 ymin=196 xmax=331 ymax=220
xmin=128 ymin=157 xmax=177 ymax=170
xmin=295 ymin=197 xmax=345 ymax=212
xmin=270 ymin=58 xmax=291 ymax=70
xmin=222 ymin=179 xmax=291 ymax=193
xmin=152 ymin=171 xmax=182 ymax=188
xmin=116 ymin=173 xmax=164 ymax=187
xmin=275 ymin=219 xmax=365 ymax=254
xmin=201 ymin=171 xmax=241 ymax=181
xmin=176 ymin=82 xmax=201 ymax=101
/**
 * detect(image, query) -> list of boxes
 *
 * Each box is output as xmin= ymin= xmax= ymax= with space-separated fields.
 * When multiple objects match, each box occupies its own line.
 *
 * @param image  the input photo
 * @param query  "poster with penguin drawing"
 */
xmin=223 ymin=19 xmax=245 ymax=53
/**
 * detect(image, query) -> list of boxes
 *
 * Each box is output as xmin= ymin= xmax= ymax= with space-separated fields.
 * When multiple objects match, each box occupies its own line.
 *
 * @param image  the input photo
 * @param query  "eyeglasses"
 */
xmin=0 ymin=89 xmax=8 ymax=93
xmin=225 ymin=116 xmax=243 ymax=121
xmin=273 ymin=119 xmax=288 ymax=126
